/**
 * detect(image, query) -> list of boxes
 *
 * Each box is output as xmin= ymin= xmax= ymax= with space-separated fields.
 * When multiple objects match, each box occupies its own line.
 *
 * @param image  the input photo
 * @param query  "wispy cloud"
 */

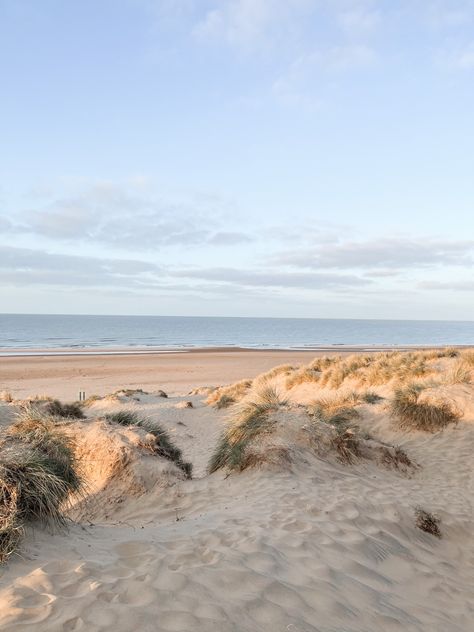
xmin=0 ymin=244 xmax=162 ymax=289
xmin=418 ymin=280 xmax=474 ymax=291
xmin=272 ymin=238 xmax=474 ymax=270
xmin=4 ymin=182 xmax=251 ymax=249
xmin=172 ymin=266 xmax=369 ymax=289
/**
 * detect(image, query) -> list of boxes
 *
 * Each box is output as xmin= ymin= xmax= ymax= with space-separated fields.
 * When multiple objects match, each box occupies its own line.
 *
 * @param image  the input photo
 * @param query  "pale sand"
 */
xmin=0 ymin=354 xmax=473 ymax=631
xmin=0 ymin=349 xmax=333 ymax=401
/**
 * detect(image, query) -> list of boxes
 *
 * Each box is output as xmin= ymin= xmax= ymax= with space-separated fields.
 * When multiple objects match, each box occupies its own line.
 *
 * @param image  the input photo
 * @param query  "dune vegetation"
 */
xmin=0 ymin=407 xmax=82 ymax=563
xmin=207 ymin=347 xmax=470 ymax=474
xmin=0 ymin=346 xmax=471 ymax=566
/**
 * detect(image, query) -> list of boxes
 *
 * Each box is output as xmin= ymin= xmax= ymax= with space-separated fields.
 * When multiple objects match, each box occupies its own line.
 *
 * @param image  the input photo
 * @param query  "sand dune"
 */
xmin=1 ymin=350 xmax=473 ymax=631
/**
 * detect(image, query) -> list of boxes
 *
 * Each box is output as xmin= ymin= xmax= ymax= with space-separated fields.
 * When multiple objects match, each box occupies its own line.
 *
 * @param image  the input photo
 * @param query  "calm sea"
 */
xmin=0 ymin=314 xmax=474 ymax=353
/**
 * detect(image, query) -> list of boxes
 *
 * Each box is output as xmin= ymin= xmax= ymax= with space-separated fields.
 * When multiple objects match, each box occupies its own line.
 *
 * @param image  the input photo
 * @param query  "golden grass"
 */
xmin=206 ymin=379 xmax=253 ymax=409
xmin=390 ymin=384 xmax=462 ymax=432
xmin=461 ymin=349 xmax=474 ymax=367
xmin=254 ymin=364 xmax=296 ymax=385
xmin=445 ymin=361 xmax=472 ymax=385
xmin=285 ymin=367 xmax=321 ymax=389
xmin=284 ymin=350 xmax=446 ymax=393
xmin=208 ymin=386 xmax=287 ymax=473
xmin=307 ymin=395 xmax=362 ymax=463
xmin=105 ymin=411 xmax=192 ymax=478
xmin=0 ymin=391 xmax=13 ymax=403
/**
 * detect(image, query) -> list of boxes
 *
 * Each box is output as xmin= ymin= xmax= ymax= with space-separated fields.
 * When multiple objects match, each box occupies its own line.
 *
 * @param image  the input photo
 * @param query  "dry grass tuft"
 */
xmin=206 ymin=379 xmax=253 ymax=409
xmin=105 ymin=411 xmax=192 ymax=478
xmin=360 ymin=390 xmax=384 ymax=404
xmin=0 ymin=485 xmax=23 ymax=563
xmin=308 ymin=356 xmax=340 ymax=371
xmin=137 ymin=419 xmax=192 ymax=478
xmin=285 ymin=350 xmax=441 ymax=392
xmin=285 ymin=368 xmax=321 ymax=389
xmin=7 ymin=409 xmax=82 ymax=494
xmin=0 ymin=391 xmax=13 ymax=403
xmin=307 ymin=395 xmax=361 ymax=463
xmin=415 ymin=507 xmax=441 ymax=537
xmin=445 ymin=361 xmax=472 ymax=385
xmin=0 ymin=450 xmax=71 ymax=527
xmin=105 ymin=410 xmax=141 ymax=426
xmin=308 ymin=394 xmax=361 ymax=426
xmin=255 ymin=364 xmax=296 ymax=385
xmin=377 ymin=446 xmax=414 ymax=470
xmin=208 ymin=386 xmax=287 ymax=473
xmin=390 ymin=384 xmax=461 ymax=432
xmin=461 ymin=349 xmax=474 ymax=367
xmin=0 ymin=409 xmax=83 ymax=563
xmin=44 ymin=400 xmax=85 ymax=419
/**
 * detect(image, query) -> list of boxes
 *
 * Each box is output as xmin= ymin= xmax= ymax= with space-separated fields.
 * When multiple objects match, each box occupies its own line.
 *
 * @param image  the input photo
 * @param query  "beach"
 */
xmin=0 ymin=348 xmax=473 ymax=631
xmin=0 ymin=347 xmax=373 ymax=401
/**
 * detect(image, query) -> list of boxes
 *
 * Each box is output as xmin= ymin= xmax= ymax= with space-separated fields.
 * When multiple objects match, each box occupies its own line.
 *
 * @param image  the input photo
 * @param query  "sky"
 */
xmin=1 ymin=0 xmax=473 ymax=319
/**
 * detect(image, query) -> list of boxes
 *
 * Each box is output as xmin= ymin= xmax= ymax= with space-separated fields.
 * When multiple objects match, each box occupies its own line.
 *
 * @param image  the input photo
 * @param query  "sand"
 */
xmin=0 ymin=352 xmax=473 ymax=631
xmin=0 ymin=349 xmax=330 ymax=401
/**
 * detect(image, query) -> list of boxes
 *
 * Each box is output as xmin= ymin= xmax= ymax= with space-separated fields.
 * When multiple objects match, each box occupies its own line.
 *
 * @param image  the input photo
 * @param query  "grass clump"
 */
xmin=0 ymin=451 xmax=72 ymax=527
xmin=285 ymin=367 xmax=321 ymax=389
xmin=308 ymin=395 xmax=362 ymax=463
xmin=0 ymin=485 xmax=22 ymax=563
xmin=206 ymin=379 xmax=253 ymax=409
xmin=415 ymin=507 xmax=441 ymax=537
xmin=255 ymin=364 xmax=295 ymax=385
xmin=1 ymin=410 xmax=82 ymax=563
xmin=137 ymin=418 xmax=193 ymax=478
xmin=390 ymin=384 xmax=461 ymax=432
xmin=105 ymin=410 xmax=141 ymax=426
xmin=44 ymin=400 xmax=85 ymax=419
xmin=361 ymin=390 xmax=384 ymax=404
xmin=0 ymin=391 xmax=13 ymax=403
xmin=209 ymin=386 xmax=287 ymax=473
xmin=461 ymin=349 xmax=474 ymax=367
xmin=445 ymin=361 xmax=471 ymax=385
xmin=106 ymin=411 xmax=192 ymax=478
xmin=8 ymin=411 xmax=81 ymax=494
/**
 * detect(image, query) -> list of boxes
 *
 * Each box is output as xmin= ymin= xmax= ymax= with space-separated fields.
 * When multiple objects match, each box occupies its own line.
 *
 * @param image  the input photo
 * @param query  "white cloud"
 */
xmin=8 ymin=182 xmax=251 ymax=249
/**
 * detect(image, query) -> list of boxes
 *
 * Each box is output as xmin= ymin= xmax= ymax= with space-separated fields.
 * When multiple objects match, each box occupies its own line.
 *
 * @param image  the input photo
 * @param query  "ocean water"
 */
xmin=1 ymin=314 xmax=474 ymax=352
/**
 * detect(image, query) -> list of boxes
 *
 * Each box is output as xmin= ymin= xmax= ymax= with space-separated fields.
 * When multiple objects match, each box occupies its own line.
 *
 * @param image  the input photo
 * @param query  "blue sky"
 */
xmin=1 ymin=0 xmax=473 ymax=318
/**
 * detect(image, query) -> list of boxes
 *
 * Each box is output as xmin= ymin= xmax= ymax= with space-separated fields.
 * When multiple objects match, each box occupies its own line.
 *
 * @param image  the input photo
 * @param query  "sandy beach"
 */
xmin=0 ymin=348 xmax=365 ymax=401
xmin=0 ymin=346 xmax=462 ymax=401
xmin=0 ymin=348 xmax=473 ymax=631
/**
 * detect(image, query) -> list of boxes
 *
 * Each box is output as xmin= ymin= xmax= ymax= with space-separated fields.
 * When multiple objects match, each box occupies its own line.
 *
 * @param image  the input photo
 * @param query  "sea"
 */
xmin=0 ymin=314 xmax=474 ymax=354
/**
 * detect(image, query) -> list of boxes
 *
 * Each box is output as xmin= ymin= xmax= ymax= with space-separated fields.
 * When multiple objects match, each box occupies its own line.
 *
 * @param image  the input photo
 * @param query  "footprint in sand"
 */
xmin=63 ymin=616 xmax=84 ymax=631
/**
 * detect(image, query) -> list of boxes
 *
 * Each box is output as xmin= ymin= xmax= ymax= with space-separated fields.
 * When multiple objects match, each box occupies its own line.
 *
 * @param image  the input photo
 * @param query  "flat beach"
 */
xmin=0 ymin=346 xmax=456 ymax=400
